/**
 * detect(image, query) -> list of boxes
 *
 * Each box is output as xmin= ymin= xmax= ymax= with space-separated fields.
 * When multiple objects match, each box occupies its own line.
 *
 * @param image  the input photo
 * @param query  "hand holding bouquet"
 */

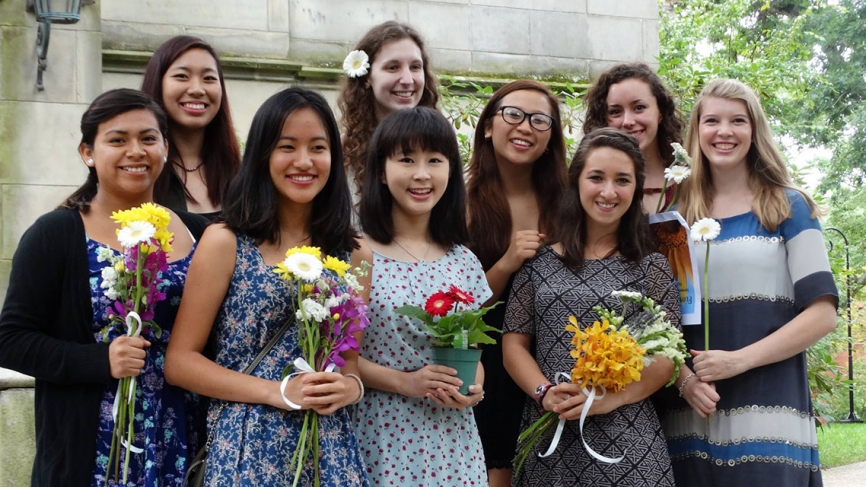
xmin=96 ymin=203 xmax=173 ymax=485
xmin=514 ymin=291 xmax=687 ymax=473
xmin=272 ymin=246 xmax=370 ymax=487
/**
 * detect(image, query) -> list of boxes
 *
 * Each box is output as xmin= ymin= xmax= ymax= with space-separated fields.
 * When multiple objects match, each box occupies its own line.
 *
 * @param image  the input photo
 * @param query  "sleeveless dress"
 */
xmin=204 ymin=233 xmax=368 ymax=487
xmin=504 ymin=247 xmax=679 ymax=487
xmin=663 ymin=190 xmax=837 ymax=486
xmin=88 ymin=237 xmax=201 ymax=486
xmin=353 ymin=245 xmax=492 ymax=486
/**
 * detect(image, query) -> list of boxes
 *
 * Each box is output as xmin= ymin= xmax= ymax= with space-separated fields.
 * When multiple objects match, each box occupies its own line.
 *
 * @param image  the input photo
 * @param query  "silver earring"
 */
xmin=163 ymin=156 xmax=168 ymax=164
xmin=87 ymin=159 xmax=93 ymax=166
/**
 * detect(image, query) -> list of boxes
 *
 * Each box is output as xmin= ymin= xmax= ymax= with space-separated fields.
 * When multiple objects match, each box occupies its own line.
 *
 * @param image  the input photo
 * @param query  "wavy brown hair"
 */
xmin=466 ymin=80 xmax=568 ymax=270
xmin=582 ymin=63 xmax=684 ymax=166
xmin=338 ymin=21 xmax=439 ymax=193
xmin=677 ymin=79 xmax=819 ymax=230
xmin=141 ymin=35 xmax=241 ymax=208
xmin=554 ymin=128 xmax=654 ymax=271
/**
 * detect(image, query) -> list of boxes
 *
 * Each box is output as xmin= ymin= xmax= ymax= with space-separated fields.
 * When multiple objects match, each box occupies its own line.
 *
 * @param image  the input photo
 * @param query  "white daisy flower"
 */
xmin=117 ymin=221 xmax=156 ymax=248
xmin=664 ymin=165 xmax=691 ymax=184
xmin=343 ymin=50 xmax=370 ymax=78
xmin=284 ymin=253 xmax=323 ymax=282
xmin=671 ymin=142 xmax=692 ymax=166
xmin=690 ymin=217 xmax=721 ymax=242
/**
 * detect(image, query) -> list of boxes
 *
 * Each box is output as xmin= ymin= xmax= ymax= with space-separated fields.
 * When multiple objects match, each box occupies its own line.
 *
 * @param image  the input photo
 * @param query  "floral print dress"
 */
xmin=88 ymin=237 xmax=202 ymax=486
xmin=204 ymin=234 xmax=368 ymax=487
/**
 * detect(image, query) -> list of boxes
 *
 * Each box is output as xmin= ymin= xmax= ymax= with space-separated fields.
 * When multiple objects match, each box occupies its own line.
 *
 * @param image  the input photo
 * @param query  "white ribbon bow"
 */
xmin=537 ymin=372 xmax=624 ymax=464
xmin=279 ymin=357 xmax=337 ymax=410
xmin=110 ymin=312 xmax=144 ymax=454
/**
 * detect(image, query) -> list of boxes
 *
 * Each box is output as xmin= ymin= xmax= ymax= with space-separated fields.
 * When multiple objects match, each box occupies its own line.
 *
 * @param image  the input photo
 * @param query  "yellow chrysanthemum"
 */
xmin=322 ymin=255 xmax=351 ymax=277
xmin=566 ymin=317 xmax=645 ymax=393
xmin=284 ymin=246 xmax=322 ymax=260
xmin=154 ymin=228 xmax=174 ymax=253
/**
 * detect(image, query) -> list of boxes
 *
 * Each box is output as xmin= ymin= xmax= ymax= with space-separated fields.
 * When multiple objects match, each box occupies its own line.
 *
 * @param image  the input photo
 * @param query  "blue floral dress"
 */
xmin=88 ymin=237 xmax=202 ymax=487
xmin=204 ymin=233 xmax=368 ymax=487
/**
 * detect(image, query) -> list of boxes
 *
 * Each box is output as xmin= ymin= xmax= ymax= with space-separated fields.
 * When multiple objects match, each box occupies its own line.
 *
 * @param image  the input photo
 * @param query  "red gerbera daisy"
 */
xmin=424 ymin=291 xmax=455 ymax=317
xmin=447 ymin=285 xmax=475 ymax=305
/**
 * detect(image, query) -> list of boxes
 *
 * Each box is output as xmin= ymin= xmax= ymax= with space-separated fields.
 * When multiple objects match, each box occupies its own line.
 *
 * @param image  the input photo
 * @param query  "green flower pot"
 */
xmin=431 ymin=347 xmax=482 ymax=395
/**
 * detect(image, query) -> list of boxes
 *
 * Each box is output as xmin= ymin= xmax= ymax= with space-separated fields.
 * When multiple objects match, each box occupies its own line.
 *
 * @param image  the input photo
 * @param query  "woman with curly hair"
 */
xmin=582 ymin=63 xmax=684 ymax=213
xmin=338 ymin=21 xmax=439 ymax=195
xmin=465 ymin=79 xmax=568 ymax=487
xmin=141 ymin=35 xmax=241 ymax=220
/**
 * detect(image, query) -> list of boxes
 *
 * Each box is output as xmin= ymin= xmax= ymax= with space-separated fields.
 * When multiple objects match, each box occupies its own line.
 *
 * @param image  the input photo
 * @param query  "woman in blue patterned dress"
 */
xmin=666 ymin=79 xmax=838 ymax=486
xmin=0 ymin=89 xmax=209 ymax=487
xmin=165 ymin=88 xmax=369 ymax=486
xmin=352 ymin=107 xmax=490 ymax=486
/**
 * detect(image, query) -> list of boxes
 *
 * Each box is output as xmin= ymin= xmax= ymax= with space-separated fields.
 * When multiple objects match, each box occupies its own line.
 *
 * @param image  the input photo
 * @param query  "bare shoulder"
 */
xmin=351 ymin=234 xmax=374 ymax=267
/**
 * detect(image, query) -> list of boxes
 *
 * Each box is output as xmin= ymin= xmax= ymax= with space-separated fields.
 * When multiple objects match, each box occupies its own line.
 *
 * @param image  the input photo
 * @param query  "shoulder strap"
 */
xmin=242 ymin=313 xmax=293 ymax=376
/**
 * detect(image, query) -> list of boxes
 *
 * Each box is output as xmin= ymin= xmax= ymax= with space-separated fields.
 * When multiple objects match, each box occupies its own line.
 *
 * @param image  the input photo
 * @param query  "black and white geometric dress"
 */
xmin=504 ymin=246 xmax=680 ymax=487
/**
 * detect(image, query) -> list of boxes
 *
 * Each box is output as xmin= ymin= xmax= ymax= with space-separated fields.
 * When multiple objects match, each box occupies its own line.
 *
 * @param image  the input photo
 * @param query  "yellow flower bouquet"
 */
xmin=513 ymin=291 xmax=687 ymax=473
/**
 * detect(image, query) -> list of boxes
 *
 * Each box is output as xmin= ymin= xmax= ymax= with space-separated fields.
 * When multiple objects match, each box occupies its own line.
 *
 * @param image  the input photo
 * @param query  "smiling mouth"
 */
xmin=510 ymin=139 xmax=532 ymax=148
xmin=121 ymin=166 xmax=148 ymax=173
xmin=393 ymin=91 xmax=415 ymax=98
xmin=289 ymin=175 xmax=315 ymax=182
xmin=714 ymin=143 xmax=736 ymax=150
xmin=181 ymin=102 xmax=207 ymax=110
xmin=597 ymin=202 xmax=617 ymax=209
xmin=409 ymin=188 xmax=432 ymax=195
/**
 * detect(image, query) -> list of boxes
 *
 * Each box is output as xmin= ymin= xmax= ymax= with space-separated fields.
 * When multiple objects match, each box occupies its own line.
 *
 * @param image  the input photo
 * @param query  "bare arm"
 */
xmin=483 ymin=230 xmax=544 ymax=305
xmin=164 ymin=225 xmax=312 ymax=410
xmin=692 ymin=296 xmax=836 ymax=382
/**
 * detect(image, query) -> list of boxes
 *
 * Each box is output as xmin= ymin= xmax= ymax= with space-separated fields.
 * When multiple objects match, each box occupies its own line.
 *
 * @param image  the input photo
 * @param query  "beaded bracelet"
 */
xmin=678 ymin=372 xmax=697 ymax=397
xmin=344 ymin=373 xmax=364 ymax=405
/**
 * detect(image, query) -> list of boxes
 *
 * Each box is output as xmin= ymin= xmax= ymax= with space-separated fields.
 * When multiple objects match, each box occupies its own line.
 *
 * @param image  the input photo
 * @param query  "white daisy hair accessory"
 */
xmin=343 ymin=50 xmax=370 ymax=78
xmin=690 ymin=218 xmax=721 ymax=242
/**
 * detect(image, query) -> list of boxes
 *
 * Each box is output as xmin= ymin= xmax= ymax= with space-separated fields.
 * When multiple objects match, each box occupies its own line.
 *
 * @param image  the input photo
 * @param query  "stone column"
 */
xmin=0 ymin=1 xmax=102 ymax=484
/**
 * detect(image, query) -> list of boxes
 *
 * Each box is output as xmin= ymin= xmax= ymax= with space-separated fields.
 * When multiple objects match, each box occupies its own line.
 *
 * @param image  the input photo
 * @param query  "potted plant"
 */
xmin=396 ymin=285 xmax=501 ymax=394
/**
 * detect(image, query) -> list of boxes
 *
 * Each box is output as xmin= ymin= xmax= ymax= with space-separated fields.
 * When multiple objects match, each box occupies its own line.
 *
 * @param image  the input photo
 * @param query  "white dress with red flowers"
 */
xmin=353 ymin=245 xmax=491 ymax=487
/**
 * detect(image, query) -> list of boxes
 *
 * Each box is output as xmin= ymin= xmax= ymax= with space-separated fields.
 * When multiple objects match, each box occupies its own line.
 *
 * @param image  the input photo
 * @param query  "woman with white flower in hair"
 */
xmin=664 ymin=79 xmax=837 ymax=486
xmin=165 ymin=87 xmax=369 ymax=486
xmin=337 ymin=21 xmax=439 ymax=195
xmin=0 ymin=89 xmax=209 ymax=486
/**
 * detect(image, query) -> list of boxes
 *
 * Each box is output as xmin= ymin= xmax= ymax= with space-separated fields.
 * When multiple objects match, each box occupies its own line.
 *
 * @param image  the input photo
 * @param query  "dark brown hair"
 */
xmin=61 ymin=89 xmax=168 ymax=213
xmin=582 ymin=63 xmax=684 ymax=166
xmin=466 ymin=80 xmax=568 ymax=270
xmin=338 ymin=22 xmax=439 ymax=193
xmin=359 ymin=107 xmax=466 ymax=247
xmin=141 ymin=35 xmax=240 ymax=208
xmin=554 ymin=128 xmax=654 ymax=271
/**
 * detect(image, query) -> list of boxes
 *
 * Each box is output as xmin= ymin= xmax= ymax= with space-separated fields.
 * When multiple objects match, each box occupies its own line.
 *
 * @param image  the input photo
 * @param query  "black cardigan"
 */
xmin=0 ymin=208 xmax=208 ymax=487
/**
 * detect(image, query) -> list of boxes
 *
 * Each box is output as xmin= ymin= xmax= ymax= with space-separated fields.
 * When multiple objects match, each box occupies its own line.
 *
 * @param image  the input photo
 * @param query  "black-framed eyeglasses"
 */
xmin=497 ymin=106 xmax=554 ymax=131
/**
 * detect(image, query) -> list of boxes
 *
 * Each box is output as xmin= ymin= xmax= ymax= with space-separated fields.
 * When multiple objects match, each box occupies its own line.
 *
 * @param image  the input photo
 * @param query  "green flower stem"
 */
xmin=655 ymin=179 xmax=670 ymax=213
xmin=123 ymin=379 xmax=137 ymax=484
xmin=703 ymin=242 xmax=710 ymax=351
xmin=663 ymin=184 xmax=680 ymax=212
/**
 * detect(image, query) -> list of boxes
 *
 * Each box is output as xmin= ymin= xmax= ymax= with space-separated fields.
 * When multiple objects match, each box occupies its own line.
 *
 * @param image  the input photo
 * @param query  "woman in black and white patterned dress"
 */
xmin=503 ymin=128 xmax=680 ymax=486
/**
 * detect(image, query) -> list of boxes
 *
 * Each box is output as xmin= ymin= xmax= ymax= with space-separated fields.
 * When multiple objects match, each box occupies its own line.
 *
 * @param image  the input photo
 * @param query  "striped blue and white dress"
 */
xmin=663 ymin=190 xmax=837 ymax=486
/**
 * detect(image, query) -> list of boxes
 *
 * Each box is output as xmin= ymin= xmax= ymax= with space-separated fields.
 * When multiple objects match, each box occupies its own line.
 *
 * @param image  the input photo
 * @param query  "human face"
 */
xmin=161 ymin=48 xmax=223 ymax=132
xmin=698 ymin=97 xmax=752 ymax=172
xmin=578 ymin=146 xmax=636 ymax=232
xmin=484 ymin=89 xmax=554 ymax=166
xmin=269 ymin=108 xmax=331 ymax=211
xmin=79 ymin=109 xmax=167 ymax=200
xmin=605 ymin=78 xmax=661 ymax=153
xmin=368 ymin=38 xmax=425 ymax=118
xmin=384 ymin=147 xmax=450 ymax=219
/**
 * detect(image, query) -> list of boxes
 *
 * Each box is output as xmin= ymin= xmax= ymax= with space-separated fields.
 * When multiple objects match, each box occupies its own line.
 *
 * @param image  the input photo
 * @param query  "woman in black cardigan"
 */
xmin=0 ymin=89 xmax=209 ymax=486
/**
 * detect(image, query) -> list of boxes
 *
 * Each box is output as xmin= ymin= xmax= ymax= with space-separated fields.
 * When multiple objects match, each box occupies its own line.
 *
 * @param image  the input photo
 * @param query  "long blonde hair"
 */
xmin=678 ymin=79 xmax=818 ymax=231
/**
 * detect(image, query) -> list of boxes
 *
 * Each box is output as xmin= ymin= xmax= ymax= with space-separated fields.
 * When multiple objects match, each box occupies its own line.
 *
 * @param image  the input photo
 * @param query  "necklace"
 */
xmin=180 ymin=160 xmax=205 ymax=172
xmin=392 ymin=238 xmax=432 ymax=263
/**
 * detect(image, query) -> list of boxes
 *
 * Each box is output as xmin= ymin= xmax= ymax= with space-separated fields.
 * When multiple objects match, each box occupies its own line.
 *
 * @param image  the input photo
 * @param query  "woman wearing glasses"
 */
xmin=466 ymin=80 xmax=568 ymax=487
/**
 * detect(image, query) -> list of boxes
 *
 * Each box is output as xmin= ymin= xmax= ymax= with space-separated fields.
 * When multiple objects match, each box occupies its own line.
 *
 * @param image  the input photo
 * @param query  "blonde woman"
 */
xmin=664 ymin=79 xmax=837 ymax=486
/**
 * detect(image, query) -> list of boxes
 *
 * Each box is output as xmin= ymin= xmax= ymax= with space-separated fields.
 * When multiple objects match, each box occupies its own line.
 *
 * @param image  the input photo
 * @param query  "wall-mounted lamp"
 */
xmin=26 ymin=0 xmax=83 ymax=91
